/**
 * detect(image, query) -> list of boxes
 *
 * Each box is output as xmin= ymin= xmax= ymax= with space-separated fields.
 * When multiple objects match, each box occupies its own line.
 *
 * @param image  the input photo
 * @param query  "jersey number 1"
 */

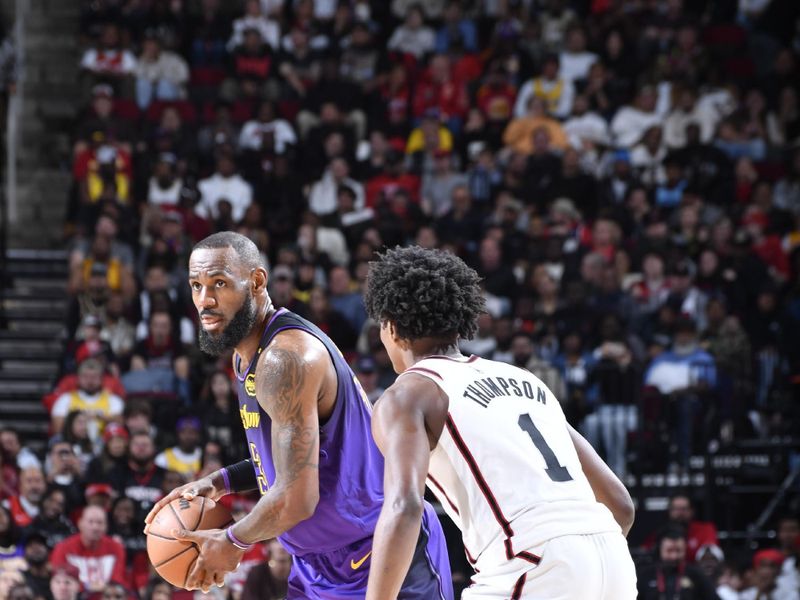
xmin=518 ymin=414 xmax=573 ymax=483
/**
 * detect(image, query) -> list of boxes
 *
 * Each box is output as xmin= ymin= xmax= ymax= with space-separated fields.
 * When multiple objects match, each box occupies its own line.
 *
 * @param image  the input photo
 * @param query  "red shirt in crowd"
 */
xmin=50 ymin=534 xmax=126 ymax=593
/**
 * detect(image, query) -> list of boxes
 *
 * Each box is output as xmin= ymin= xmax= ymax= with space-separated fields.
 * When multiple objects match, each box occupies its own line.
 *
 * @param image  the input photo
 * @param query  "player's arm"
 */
xmin=228 ymin=333 xmax=324 ymax=540
xmin=175 ymin=332 xmax=325 ymax=592
xmin=567 ymin=423 xmax=635 ymax=536
xmin=366 ymin=376 xmax=444 ymax=600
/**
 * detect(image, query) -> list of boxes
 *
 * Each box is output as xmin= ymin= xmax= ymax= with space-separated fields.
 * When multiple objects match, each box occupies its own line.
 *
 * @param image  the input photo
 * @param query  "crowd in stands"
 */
xmin=1 ymin=0 xmax=800 ymax=597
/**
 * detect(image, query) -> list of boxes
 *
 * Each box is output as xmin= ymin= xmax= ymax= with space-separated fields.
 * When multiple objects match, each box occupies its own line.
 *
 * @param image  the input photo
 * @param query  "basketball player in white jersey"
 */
xmin=363 ymin=246 xmax=637 ymax=600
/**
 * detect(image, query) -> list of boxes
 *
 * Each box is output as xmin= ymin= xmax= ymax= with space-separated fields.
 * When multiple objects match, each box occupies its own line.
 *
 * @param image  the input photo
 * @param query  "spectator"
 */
xmin=740 ymin=549 xmax=797 ymax=600
xmin=195 ymin=153 xmax=253 ymax=223
xmin=307 ymin=287 xmax=357 ymax=353
xmin=239 ymin=100 xmax=297 ymax=155
xmin=85 ymin=423 xmax=128 ymax=485
xmin=309 ymin=157 xmax=364 ymax=217
xmin=436 ymin=1 xmax=476 ymax=53
xmin=327 ymin=266 xmax=368 ymax=334
xmin=645 ymin=318 xmax=717 ymax=471
xmin=0 ymin=504 xmax=23 ymax=596
xmin=154 ymin=416 xmax=202 ymax=477
xmin=50 ymin=506 xmax=126 ymax=595
xmin=3 ymin=468 xmax=45 ymax=528
xmin=80 ymin=24 xmax=137 ymax=95
xmin=134 ymin=31 xmax=189 ymax=110
xmin=611 ymin=85 xmax=663 ymax=149
xmin=74 ymin=85 xmax=134 ymax=157
xmin=49 ymin=565 xmax=82 ymax=600
xmin=421 ymin=150 xmax=467 ymax=218
xmin=108 ymin=432 xmax=166 ymax=517
xmin=387 ymin=4 xmax=435 ymax=59
xmin=44 ymin=438 xmax=84 ymax=514
xmin=776 ymin=515 xmax=799 ymax=592
xmin=241 ymin=539 xmax=291 ymax=600
xmin=503 ymin=97 xmax=569 ymax=155
xmin=26 ymin=486 xmax=76 ymax=548
xmin=637 ymin=526 xmax=720 ymax=600
xmin=0 ymin=429 xmax=40 ymax=471
xmin=228 ymin=0 xmax=280 ymax=52
xmin=202 ymin=371 xmax=246 ymax=457
xmin=559 ymin=25 xmax=597 ymax=83
xmin=51 ymin=358 xmax=125 ymax=445
xmin=20 ymin=532 xmax=50 ymax=600
xmin=108 ymin=496 xmax=147 ymax=582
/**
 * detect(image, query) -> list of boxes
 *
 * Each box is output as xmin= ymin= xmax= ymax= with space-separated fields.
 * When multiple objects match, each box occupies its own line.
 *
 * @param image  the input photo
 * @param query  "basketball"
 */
xmin=146 ymin=497 xmax=234 ymax=589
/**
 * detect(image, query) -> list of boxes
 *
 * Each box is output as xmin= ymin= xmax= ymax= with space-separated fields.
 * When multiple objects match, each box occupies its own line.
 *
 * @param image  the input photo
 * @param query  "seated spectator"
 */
xmin=630 ymin=125 xmax=668 ymax=187
xmin=146 ymin=153 xmax=183 ymax=208
xmin=85 ymin=423 xmax=127 ymax=486
xmin=228 ymin=0 xmax=280 ymax=52
xmin=195 ymin=153 xmax=253 ymax=223
xmin=340 ymin=21 xmax=382 ymax=94
xmin=327 ymin=266 xmax=367 ymax=334
xmin=131 ymin=310 xmax=188 ymax=374
xmin=309 ymin=157 xmax=364 ymax=217
xmin=241 ymin=538 xmax=291 ymax=600
xmin=108 ymin=432 xmax=165 ymax=517
xmin=3 ymin=468 xmax=45 ymax=528
xmin=134 ymin=31 xmax=189 ymax=110
xmin=436 ymin=1 xmax=477 ymax=54
xmin=435 ymin=184 xmax=483 ymax=251
xmin=20 ymin=532 xmax=50 ymax=600
xmin=49 ymin=565 xmax=82 ymax=600
xmin=222 ymin=27 xmax=277 ymax=103
xmin=44 ymin=438 xmax=84 ymax=514
xmin=637 ymin=526 xmax=720 ymax=600
xmin=276 ymin=26 xmax=320 ymax=101
xmin=307 ymin=287 xmax=357 ymax=353
xmin=50 ymin=506 xmax=126 ymax=596
xmin=26 ymin=486 xmax=76 ymax=548
xmin=611 ymin=85 xmax=663 ymax=148
xmin=421 ymin=150 xmax=466 ymax=218
xmin=514 ymin=53 xmax=575 ymax=119
xmin=776 ymin=515 xmax=799 ymax=592
xmin=143 ymin=104 xmax=196 ymax=159
xmin=74 ymin=85 xmax=134 ymax=157
xmin=740 ymin=549 xmax=795 ymax=600
xmin=239 ymin=100 xmax=297 ymax=155
xmin=80 ymin=24 xmax=136 ymax=96
xmin=388 ymin=4 xmax=435 ymax=59
xmin=559 ymin=25 xmax=597 ymax=83
xmin=73 ymin=143 xmax=134 ymax=219
xmin=297 ymin=55 xmax=365 ymax=141
xmin=51 ymin=358 xmax=125 ymax=445
xmin=546 ymin=147 xmax=599 ymax=218
xmin=713 ymin=116 xmax=767 ymax=161
xmin=645 ymin=318 xmax=716 ymax=470
xmin=475 ymin=63 xmax=517 ymax=139
xmin=108 ymin=496 xmax=147 ymax=580
xmin=503 ymin=97 xmax=569 ymax=155
xmin=154 ymin=416 xmax=202 ymax=477
xmin=413 ymin=54 xmax=469 ymax=132
xmin=202 ymin=371 xmax=246 ymax=456
xmin=563 ymin=93 xmax=610 ymax=150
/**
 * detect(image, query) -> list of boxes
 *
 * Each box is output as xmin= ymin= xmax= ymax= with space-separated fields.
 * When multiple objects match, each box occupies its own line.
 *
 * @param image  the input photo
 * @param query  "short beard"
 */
xmin=198 ymin=293 xmax=258 ymax=356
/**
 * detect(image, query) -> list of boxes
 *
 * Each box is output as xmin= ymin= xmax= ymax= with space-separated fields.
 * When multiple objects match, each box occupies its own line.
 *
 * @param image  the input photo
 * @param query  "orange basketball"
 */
xmin=146 ymin=497 xmax=234 ymax=589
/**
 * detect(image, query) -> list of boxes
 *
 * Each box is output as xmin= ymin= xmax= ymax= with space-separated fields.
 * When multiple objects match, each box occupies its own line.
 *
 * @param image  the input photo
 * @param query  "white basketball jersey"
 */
xmin=404 ymin=355 xmax=621 ymax=571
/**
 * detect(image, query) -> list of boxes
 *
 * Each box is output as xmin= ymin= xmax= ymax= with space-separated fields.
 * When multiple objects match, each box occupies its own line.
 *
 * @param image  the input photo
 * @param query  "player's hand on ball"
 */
xmin=143 ymin=476 xmax=222 ymax=532
xmin=171 ymin=528 xmax=243 ymax=593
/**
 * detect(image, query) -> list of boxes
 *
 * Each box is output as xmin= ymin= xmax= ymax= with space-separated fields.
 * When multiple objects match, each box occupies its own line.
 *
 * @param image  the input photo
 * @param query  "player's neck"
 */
xmin=235 ymin=300 xmax=277 ymax=369
xmin=406 ymin=339 xmax=462 ymax=367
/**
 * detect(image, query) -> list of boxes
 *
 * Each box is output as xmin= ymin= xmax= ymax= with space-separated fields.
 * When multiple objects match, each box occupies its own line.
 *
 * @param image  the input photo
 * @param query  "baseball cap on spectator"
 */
xmin=697 ymin=544 xmax=724 ymax=562
xmin=752 ymin=548 xmax=784 ymax=569
xmin=92 ymin=83 xmax=113 ymax=99
xmin=82 ymin=314 xmax=102 ymax=330
xmin=86 ymin=483 xmax=115 ymax=501
xmin=272 ymin=265 xmax=294 ymax=282
xmin=52 ymin=564 xmax=82 ymax=588
xmin=674 ymin=316 xmax=697 ymax=334
xmin=176 ymin=416 xmax=201 ymax=432
xmin=76 ymin=339 xmax=105 ymax=364
xmin=24 ymin=531 xmax=50 ymax=550
xmin=103 ymin=422 xmax=129 ymax=443
xmin=48 ymin=434 xmax=68 ymax=451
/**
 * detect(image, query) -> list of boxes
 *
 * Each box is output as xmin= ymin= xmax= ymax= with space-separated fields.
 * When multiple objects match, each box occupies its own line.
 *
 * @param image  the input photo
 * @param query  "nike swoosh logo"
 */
xmin=350 ymin=551 xmax=372 ymax=570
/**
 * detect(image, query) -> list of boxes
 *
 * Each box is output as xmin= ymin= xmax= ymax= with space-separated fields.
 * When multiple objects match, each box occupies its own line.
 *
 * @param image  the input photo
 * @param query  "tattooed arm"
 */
xmin=228 ymin=330 xmax=326 ymax=541
xmin=176 ymin=330 xmax=329 ymax=592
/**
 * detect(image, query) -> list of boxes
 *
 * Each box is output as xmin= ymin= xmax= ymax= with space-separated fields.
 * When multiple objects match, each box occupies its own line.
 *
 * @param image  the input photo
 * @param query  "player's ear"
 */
xmin=252 ymin=267 xmax=268 ymax=293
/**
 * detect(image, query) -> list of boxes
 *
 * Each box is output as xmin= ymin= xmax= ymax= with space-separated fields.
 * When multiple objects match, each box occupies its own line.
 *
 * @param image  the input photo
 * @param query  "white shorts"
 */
xmin=462 ymin=531 xmax=637 ymax=599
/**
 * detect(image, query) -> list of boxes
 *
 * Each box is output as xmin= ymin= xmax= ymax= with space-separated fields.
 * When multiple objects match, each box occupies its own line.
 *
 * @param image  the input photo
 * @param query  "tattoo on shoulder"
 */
xmin=257 ymin=347 xmax=319 ymax=483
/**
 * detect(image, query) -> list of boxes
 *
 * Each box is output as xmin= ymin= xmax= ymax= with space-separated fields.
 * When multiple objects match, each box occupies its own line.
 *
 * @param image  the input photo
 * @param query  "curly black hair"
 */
xmin=364 ymin=246 xmax=486 ymax=341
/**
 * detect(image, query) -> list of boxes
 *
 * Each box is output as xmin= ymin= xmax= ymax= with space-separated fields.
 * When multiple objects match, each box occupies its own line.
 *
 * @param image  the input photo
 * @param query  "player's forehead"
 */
xmin=188 ymin=247 xmax=241 ymax=278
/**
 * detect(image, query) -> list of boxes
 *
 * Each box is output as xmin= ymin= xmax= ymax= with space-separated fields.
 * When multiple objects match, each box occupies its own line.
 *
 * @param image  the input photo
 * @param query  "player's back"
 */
xmin=406 ymin=354 xmax=621 ymax=571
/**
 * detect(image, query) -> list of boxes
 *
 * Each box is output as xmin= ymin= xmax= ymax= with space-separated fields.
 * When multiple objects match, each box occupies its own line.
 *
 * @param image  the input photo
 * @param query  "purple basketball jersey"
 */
xmin=234 ymin=308 xmax=385 ymax=555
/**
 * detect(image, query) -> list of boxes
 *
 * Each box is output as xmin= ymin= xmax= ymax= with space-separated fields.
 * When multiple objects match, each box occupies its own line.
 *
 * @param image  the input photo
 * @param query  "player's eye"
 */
xmin=215 ymin=280 xmax=226 ymax=288
xmin=190 ymin=282 xmax=201 ymax=292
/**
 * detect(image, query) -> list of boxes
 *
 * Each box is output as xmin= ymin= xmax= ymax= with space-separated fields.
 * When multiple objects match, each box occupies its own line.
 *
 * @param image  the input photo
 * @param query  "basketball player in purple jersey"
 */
xmin=144 ymin=232 xmax=453 ymax=599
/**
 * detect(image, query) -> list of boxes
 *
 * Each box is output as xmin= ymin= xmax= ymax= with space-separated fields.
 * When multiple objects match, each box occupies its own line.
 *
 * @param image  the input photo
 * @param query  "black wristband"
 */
xmin=226 ymin=459 xmax=258 ymax=493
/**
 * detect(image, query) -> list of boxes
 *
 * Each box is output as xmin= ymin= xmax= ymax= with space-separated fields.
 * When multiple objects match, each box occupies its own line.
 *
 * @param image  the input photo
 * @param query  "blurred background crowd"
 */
xmin=1 ymin=0 xmax=800 ymax=598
